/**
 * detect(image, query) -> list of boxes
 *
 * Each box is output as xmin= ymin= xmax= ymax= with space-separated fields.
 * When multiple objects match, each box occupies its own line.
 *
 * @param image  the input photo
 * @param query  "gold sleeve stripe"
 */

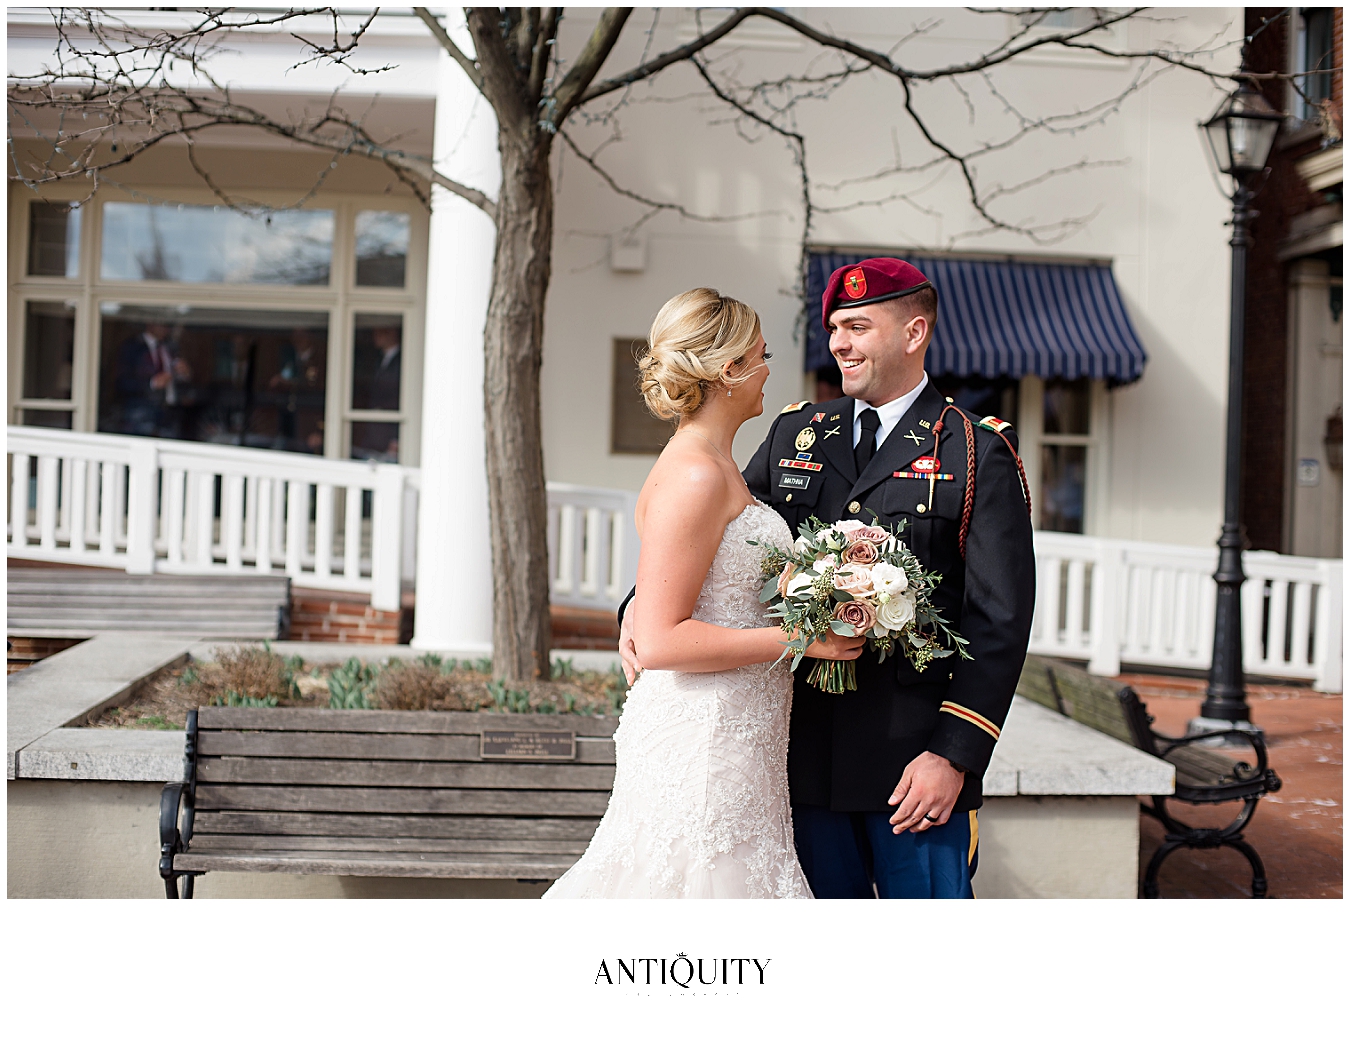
xmin=940 ymin=701 xmax=1001 ymax=740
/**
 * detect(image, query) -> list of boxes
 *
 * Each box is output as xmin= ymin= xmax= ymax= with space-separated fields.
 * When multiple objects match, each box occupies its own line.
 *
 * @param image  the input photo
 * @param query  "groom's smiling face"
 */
xmin=826 ymin=301 xmax=927 ymax=407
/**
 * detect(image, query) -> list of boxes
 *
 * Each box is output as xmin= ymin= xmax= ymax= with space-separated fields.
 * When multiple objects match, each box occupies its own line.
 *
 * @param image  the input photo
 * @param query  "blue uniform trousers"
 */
xmin=792 ymin=804 xmax=978 ymax=899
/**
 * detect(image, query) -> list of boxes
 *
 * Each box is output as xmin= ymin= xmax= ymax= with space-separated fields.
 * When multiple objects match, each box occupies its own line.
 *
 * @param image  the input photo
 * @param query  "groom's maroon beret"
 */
xmin=822 ymin=257 xmax=935 ymax=329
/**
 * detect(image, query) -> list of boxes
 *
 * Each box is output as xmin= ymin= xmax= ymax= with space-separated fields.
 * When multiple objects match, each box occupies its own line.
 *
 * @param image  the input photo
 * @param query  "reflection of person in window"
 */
xmin=271 ymin=327 xmax=326 ymax=453
xmin=114 ymin=322 xmax=192 ymax=436
xmin=353 ymin=325 xmax=401 ymax=412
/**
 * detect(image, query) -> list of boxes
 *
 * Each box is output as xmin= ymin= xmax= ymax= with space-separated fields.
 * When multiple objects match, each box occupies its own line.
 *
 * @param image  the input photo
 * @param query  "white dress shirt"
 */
xmin=852 ymin=372 xmax=930 ymax=451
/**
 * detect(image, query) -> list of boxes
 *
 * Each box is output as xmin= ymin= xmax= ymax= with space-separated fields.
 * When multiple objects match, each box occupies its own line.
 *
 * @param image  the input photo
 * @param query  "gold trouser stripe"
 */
xmin=968 ymin=810 xmax=979 ymax=866
xmin=939 ymin=701 xmax=1001 ymax=740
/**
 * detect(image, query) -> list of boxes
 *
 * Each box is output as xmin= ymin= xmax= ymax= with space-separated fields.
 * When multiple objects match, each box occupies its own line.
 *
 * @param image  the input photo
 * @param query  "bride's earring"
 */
xmin=727 ymin=389 xmax=733 ymax=397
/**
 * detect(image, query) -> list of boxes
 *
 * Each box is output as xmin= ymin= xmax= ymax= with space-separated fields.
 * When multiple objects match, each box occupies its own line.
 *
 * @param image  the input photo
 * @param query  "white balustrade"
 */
xmin=545 ymin=481 xmax=640 ymax=611
xmin=1032 ymin=531 xmax=1342 ymax=692
xmin=6 ymin=427 xmax=414 ymax=611
xmin=8 ymin=426 xmax=1340 ymax=689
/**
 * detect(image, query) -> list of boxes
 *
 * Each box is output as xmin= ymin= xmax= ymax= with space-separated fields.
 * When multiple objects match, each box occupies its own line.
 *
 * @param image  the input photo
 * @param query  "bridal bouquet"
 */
xmin=752 ymin=516 xmax=970 ymax=694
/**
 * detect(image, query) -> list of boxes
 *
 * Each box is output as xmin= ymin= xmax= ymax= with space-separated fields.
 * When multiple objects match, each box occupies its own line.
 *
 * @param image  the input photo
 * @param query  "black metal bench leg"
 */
xmin=1142 ymin=838 xmax=1186 ymax=898
xmin=1229 ymin=837 xmax=1268 ymax=899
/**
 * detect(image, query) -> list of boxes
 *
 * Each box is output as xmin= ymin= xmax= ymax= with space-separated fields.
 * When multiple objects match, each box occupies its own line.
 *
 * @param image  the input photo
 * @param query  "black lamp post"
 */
xmin=1189 ymin=80 xmax=1283 ymax=740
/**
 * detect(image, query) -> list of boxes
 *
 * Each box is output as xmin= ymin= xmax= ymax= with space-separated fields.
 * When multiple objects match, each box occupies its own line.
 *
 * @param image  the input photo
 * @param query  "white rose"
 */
xmin=785 ymin=573 xmax=816 ymax=598
xmin=793 ymin=535 xmax=813 ymax=553
xmin=832 ymin=520 xmax=867 ymax=536
xmin=811 ymin=553 xmax=838 ymax=573
xmin=870 ymin=561 xmax=909 ymax=598
xmin=876 ymin=590 xmax=916 ymax=632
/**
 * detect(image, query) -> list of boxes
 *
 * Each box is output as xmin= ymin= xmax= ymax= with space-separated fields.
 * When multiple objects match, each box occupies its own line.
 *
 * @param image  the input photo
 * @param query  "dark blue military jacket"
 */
xmin=742 ymin=381 xmax=1036 ymax=814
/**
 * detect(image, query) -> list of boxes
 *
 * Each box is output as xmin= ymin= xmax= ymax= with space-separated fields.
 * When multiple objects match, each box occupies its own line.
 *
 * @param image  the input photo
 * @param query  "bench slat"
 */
xmin=191 ymin=811 xmax=603 ymax=840
xmin=173 ymin=849 xmax=580 ymax=880
xmin=197 ymin=757 xmax=616 ymax=790
xmin=196 ymin=706 xmax=621 ymax=738
xmin=196 ymin=730 xmax=616 ymax=764
xmin=194 ymin=784 xmax=613 ymax=816
xmin=188 ymin=835 xmax=593 ymax=855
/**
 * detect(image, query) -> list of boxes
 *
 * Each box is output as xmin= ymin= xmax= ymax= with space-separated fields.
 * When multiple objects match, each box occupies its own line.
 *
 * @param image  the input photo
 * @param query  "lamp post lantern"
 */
xmin=1189 ymin=80 xmax=1283 ymax=740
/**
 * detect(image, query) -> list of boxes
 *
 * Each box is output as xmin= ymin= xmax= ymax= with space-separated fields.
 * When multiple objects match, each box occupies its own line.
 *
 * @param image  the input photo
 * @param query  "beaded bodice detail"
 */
xmin=543 ymin=501 xmax=812 ymax=899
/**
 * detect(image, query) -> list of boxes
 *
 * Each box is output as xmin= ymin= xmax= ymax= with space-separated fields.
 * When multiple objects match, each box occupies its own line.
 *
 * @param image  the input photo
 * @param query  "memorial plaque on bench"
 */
xmin=480 ymin=730 xmax=576 ymax=761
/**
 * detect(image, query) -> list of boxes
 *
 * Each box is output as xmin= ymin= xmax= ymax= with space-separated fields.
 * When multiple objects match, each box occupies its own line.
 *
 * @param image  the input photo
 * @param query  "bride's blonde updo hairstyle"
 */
xmin=638 ymin=288 xmax=763 ymax=420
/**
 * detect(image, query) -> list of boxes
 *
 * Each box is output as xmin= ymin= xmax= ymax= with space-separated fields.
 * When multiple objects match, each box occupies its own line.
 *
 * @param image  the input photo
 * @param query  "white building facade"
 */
xmin=15 ymin=7 xmax=1338 ymax=673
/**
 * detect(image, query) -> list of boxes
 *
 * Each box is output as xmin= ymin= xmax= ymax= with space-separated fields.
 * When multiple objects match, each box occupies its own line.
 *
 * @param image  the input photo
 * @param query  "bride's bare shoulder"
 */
xmin=637 ymin=440 xmax=735 ymax=531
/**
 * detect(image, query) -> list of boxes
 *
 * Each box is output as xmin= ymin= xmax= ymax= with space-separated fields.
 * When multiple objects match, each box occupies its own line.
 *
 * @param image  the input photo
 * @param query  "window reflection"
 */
xmin=354 ymin=211 xmax=410 ymax=287
xmin=28 ymin=202 xmax=82 ymax=278
xmin=1040 ymin=444 xmax=1087 ymax=533
xmin=350 ymin=314 xmax=402 ymax=412
xmin=100 ymin=202 xmax=333 ymax=285
xmin=97 ymin=304 xmax=327 ymax=453
xmin=23 ymin=410 xmax=73 ymax=430
xmin=1043 ymin=378 xmax=1090 ymax=435
xmin=350 ymin=420 xmax=400 ymax=463
xmin=23 ymin=301 xmax=76 ymax=400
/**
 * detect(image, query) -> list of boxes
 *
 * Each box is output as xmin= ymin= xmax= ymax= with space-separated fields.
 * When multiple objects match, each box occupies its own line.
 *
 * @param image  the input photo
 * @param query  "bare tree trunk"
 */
xmin=483 ymin=130 xmax=555 ymax=682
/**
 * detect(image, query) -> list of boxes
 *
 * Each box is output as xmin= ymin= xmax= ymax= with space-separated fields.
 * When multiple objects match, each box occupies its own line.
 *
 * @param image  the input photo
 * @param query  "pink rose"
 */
xmin=832 ymin=520 xmax=867 ymax=538
xmin=776 ymin=563 xmax=798 ymax=599
xmin=833 ymin=599 xmax=878 ymax=637
xmin=832 ymin=566 xmax=873 ymax=596
xmin=852 ymin=525 xmax=890 ymax=544
xmin=842 ymin=539 xmax=879 ymax=566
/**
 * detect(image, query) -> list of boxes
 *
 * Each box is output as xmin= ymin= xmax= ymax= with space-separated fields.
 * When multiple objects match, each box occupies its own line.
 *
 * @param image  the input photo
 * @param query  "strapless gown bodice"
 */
xmin=542 ymin=500 xmax=812 ymax=899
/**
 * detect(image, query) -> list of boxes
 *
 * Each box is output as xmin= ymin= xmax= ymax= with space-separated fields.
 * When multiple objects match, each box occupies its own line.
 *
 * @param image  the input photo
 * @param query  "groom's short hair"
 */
xmin=885 ymin=284 xmax=938 ymax=332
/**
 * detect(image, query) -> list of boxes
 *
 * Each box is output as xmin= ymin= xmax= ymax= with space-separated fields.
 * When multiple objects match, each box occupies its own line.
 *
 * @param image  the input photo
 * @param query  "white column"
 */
xmin=412 ymin=23 xmax=499 ymax=655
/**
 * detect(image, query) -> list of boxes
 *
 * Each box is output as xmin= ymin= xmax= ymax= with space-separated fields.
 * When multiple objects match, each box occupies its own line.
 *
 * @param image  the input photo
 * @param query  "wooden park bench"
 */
xmin=159 ymin=706 xmax=618 ymax=898
xmin=1016 ymin=655 xmax=1283 ymax=898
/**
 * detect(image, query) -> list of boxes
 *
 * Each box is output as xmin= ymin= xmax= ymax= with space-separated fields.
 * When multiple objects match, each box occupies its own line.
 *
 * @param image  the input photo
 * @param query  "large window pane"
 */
xmin=350 ymin=420 xmax=400 ymax=463
xmin=97 ymin=303 xmax=328 ymax=453
xmin=23 ymin=300 xmax=76 ymax=400
xmin=354 ymin=211 xmax=410 ymax=287
xmin=100 ymin=202 xmax=333 ymax=285
xmin=1043 ymin=378 xmax=1090 ymax=435
xmin=28 ymin=202 xmax=82 ymax=277
xmin=350 ymin=314 xmax=403 ymax=412
xmin=1040 ymin=444 xmax=1087 ymax=533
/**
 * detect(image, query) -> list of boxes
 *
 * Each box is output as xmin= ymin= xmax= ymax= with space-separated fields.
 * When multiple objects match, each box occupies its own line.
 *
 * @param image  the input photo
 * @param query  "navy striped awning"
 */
xmin=806 ymin=252 xmax=1148 ymax=385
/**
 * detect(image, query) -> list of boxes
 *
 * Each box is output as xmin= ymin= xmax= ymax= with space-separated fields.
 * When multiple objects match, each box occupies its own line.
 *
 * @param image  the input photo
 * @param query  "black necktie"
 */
xmin=855 ymin=408 xmax=881 ymax=474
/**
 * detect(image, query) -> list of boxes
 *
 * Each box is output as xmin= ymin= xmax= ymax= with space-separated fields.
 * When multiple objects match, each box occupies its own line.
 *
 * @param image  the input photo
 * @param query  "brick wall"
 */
xmin=1238 ymin=10 xmax=1328 ymax=552
xmin=289 ymin=588 xmax=408 ymax=644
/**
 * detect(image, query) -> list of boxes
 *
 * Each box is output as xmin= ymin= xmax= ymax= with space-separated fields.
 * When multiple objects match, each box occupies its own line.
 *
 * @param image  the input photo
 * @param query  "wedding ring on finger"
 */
xmin=923 ymin=813 xmax=940 ymax=823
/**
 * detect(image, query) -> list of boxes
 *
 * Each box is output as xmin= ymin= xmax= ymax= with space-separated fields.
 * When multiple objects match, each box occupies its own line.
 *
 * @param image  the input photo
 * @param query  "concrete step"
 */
xmin=7 ymin=567 xmax=290 ymax=639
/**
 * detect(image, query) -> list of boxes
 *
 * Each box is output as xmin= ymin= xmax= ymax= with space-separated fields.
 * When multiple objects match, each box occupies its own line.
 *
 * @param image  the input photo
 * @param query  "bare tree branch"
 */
xmin=412 ymin=7 xmax=485 ymax=91
xmin=550 ymin=8 xmax=633 ymax=124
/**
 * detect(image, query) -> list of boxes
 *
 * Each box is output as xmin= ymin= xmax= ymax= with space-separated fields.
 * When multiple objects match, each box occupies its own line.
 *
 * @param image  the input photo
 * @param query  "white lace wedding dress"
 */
xmin=543 ymin=500 xmax=812 ymax=899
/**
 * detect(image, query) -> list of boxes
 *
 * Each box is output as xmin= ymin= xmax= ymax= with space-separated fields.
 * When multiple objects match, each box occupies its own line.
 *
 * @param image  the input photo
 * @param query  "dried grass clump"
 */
xmin=376 ymin=660 xmax=477 ymax=711
xmin=208 ymin=645 xmax=300 ymax=702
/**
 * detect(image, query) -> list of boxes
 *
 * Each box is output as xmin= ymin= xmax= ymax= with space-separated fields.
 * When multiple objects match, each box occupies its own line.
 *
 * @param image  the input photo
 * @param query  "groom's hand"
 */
xmin=887 ymin=752 xmax=965 ymax=834
xmin=618 ymin=601 xmax=640 ymax=685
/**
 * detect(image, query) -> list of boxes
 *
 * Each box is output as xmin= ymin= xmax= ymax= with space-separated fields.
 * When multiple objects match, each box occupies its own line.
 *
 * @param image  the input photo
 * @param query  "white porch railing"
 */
xmin=546 ymin=481 xmax=641 ymax=612
xmin=7 ymin=427 xmax=1341 ymax=689
xmin=6 ymin=426 xmax=417 ymax=611
xmin=1032 ymin=530 xmax=1343 ymax=692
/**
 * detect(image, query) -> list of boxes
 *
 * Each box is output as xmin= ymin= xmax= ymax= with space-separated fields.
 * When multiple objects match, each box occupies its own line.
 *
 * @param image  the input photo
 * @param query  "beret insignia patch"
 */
xmin=844 ymin=268 xmax=867 ymax=299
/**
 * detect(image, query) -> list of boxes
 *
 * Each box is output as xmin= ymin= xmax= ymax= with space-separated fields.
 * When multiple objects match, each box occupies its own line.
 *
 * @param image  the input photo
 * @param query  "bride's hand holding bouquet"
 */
xmin=753 ymin=515 xmax=971 ymax=694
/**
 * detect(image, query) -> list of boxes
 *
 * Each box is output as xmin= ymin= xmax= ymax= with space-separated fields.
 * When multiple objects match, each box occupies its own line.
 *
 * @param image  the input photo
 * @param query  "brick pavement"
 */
xmin=1122 ymin=673 xmax=1342 ymax=899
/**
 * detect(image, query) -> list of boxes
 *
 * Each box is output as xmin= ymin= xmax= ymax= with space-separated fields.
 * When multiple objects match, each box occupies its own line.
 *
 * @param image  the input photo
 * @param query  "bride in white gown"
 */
xmin=543 ymin=289 xmax=863 ymax=900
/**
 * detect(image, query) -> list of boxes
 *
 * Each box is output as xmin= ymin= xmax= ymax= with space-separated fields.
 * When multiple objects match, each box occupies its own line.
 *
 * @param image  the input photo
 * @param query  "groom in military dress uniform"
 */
xmin=621 ymin=257 xmax=1035 ymax=898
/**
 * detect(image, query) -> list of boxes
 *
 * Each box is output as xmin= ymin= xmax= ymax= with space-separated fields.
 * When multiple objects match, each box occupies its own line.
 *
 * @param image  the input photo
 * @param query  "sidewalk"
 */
xmin=1123 ymin=674 xmax=1343 ymax=899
